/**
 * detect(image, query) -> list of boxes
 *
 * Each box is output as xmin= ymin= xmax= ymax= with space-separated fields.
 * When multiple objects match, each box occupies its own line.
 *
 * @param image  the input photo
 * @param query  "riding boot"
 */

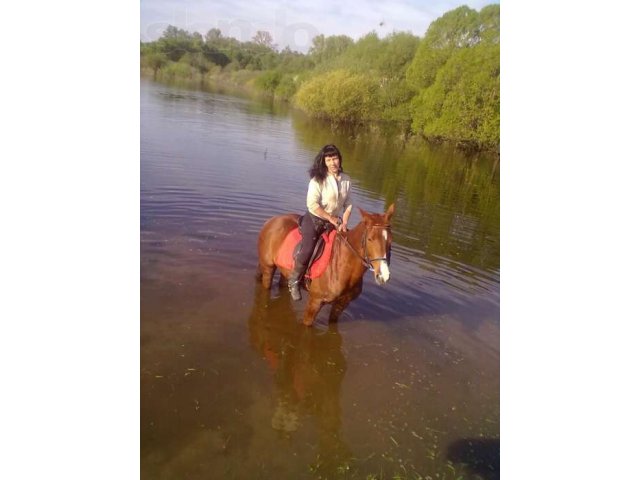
xmin=287 ymin=260 xmax=307 ymax=301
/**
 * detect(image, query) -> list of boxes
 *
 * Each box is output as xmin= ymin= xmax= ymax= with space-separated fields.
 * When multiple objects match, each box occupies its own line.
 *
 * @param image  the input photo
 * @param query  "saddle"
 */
xmin=275 ymin=216 xmax=337 ymax=280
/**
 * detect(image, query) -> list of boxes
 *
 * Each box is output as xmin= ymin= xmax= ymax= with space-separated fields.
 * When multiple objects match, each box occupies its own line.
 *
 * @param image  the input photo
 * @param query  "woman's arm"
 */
xmin=339 ymin=205 xmax=352 ymax=232
xmin=311 ymin=205 xmax=342 ymax=227
xmin=338 ymin=178 xmax=353 ymax=232
xmin=307 ymin=179 xmax=341 ymax=227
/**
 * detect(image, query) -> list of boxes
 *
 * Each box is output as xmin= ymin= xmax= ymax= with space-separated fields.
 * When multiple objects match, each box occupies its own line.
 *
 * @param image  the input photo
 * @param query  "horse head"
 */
xmin=357 ymin=203 xmax=395 ymax=285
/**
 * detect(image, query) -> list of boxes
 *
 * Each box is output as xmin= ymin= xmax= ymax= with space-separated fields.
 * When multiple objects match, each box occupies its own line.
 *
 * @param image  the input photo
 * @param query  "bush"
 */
xmin=411 ymin=43 xmax=499 ymax=148
xmin=141 ymin=51 xmax=168 ymax=75
xmin=294 ymin=69 xmax=380 ymax=122
xmin=255 ymin=70 xmax=282 ymax=93
xmin=159 ymin=61 xmax=194 ymax=80
xmin=274 ymin=75 xmax=298 ymax=101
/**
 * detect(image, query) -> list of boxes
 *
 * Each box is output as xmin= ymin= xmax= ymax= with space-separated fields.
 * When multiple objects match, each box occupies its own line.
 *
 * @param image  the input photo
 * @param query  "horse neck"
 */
xmin=331 ymin=222 xmax=367 ymax=274
xmin=345 ymin=222 xmax=367 ymax=254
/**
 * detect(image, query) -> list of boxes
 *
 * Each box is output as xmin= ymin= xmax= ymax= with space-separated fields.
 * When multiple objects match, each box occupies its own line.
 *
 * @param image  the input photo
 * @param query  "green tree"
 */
xmin=478 ymin=4 xmax=500 ymax=44
xmin=202 ymin=43 xmax=230 ymax=67
xmin=375 ymin=31 xmax=420 ymax=80
xmin=294 ymin=69 xmax=379 ymax=122
xmin=406 ymin=6 xmax=482 ymax=90
xmin=255 ymin=70 xmax=282 ymax=93
xmin=411 ymin=43 xmax=500 ymax=148
xmin=180 ymin=52 xmax=212 ymax=75
xmin=143 ymin=51 xmax=168 ymax=77
xmin=206 ymin=28 xmax=222 ymax=43
xmin=309 ymin=34 xmax=354 ymax=64
xmin=252 ymin=30 xmax=277 ymax=50
xmin=158 ymin=25 xmax=200 ymax=62
xmin=277 ymin=47 xmax=314 ymax=73
xmin=331 ymin=31 xmax=382 ymax=73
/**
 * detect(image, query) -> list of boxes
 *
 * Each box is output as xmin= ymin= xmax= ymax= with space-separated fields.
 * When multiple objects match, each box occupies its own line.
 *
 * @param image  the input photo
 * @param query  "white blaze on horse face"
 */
xmin=379 ymin=260 xmax=390 ymax=282
xmin=375 ymin=229 xmax=390 ymax=283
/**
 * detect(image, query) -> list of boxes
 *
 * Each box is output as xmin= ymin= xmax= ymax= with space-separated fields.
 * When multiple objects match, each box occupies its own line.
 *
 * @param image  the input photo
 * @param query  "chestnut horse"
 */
xmin=256 ymin=204 xmax=395 ymax=326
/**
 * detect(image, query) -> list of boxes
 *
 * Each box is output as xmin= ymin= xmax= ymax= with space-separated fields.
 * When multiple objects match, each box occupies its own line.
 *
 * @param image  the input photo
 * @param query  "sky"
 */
xmin=140 ymin=0 xmax=498 ymax=51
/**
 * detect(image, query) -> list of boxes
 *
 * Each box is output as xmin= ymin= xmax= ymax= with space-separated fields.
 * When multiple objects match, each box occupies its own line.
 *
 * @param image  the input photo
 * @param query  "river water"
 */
xmin=141 ymin=79 xmax=500 ymax=479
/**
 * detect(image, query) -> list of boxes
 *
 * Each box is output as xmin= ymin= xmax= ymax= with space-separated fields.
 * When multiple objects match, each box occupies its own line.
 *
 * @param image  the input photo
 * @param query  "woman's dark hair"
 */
xmin=308 ymin=144 xmax=343 ymax=182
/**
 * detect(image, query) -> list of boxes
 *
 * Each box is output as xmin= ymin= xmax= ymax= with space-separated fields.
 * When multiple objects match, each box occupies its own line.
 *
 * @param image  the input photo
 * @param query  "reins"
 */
xmin=336 ymin=224 xmax=389 ymax=272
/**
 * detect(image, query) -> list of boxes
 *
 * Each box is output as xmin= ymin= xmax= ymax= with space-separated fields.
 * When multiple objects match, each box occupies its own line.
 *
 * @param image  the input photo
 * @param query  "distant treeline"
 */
xmin=140 ymin=5 xmax=499 ymax=150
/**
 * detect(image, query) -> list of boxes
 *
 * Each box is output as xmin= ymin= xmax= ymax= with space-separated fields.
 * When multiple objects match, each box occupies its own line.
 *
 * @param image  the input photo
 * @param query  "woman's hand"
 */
xmin=329 ymin=215 xmax=347 ymax=232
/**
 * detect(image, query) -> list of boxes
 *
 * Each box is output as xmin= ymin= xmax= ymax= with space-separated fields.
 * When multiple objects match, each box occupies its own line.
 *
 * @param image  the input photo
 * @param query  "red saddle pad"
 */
xmin=275 ymin=228 xmax=336 ymax=279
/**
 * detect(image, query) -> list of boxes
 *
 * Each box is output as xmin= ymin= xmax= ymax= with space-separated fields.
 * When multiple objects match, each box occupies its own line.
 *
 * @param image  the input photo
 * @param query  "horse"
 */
xmin=256 ymin=203 xmax=395 ymax=326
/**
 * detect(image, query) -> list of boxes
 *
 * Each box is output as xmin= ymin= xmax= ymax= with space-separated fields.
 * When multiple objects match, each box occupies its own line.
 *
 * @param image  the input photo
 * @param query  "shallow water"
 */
xmin=141 ymin=79 xmax=499 ymax=479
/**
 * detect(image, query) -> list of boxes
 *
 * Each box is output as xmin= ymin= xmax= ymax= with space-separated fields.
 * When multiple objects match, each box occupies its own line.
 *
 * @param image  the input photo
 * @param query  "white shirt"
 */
xmin=306 ymin=173 xmax=353 ymax=217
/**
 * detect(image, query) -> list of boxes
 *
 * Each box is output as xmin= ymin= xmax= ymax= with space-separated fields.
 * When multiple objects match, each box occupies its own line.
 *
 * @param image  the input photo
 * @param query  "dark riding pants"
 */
xmin=297 ymin=212 xmax=331 ymax=267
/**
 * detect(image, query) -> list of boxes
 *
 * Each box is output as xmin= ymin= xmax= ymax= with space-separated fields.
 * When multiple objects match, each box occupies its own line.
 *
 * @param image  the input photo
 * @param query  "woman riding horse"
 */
xmin=288 ymin=144 xmax=353 ymax=301
xmin=257 ymin=203 xmax=395 ymax=326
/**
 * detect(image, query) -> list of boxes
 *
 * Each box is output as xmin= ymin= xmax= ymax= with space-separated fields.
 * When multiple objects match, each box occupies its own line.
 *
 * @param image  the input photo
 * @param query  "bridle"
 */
xmin=337 ymin=224 xmax=391 ymax=272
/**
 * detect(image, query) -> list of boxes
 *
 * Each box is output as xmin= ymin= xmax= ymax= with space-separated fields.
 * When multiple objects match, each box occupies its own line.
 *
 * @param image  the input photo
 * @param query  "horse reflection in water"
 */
xmin=257 ymin=204 xmax=395 ymax=326
xmin=248 ymin=284 xmax=352 ymax=472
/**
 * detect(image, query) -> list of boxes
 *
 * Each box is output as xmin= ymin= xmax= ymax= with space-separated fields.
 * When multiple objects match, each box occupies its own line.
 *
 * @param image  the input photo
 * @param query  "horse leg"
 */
xmin=329 ymin=280 xmax=362 ymax=323
xmin=328 ymin=297 xmax=350 ymax=324
xmin=328 ymin=281 xmax=363 ymax=323
xmin=303 ymin=296 xmax=324 ymax=327
xmin=258 ymin=262 xmax=276 ymax=289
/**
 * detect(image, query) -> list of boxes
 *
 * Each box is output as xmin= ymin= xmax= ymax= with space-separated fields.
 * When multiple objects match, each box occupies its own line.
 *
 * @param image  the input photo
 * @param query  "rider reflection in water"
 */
xmin=288 ymin=144 xmax=353 ymax=301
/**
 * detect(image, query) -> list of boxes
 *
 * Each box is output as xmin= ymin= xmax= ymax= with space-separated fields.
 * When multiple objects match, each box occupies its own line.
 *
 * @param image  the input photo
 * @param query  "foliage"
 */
xmin=302 ymin=31 xmax=419 ymax=123
xmin=141 ymin=51 xmax=168 ymax=75
xmin=277 ymin=47 xmax=315 ymax=73
xmin=274 ymin=75 xmax=299 ymax=100
xmin=255 ymin=70 xmax=282 ymax=93
xmin=406 ymin=5 xmax=499 ymax=90
xmin=375 ymin=32 xmax=420 ymax=80
xmin=309 ymin=35 xmax=354 ymax=64
xmin=157 ymin=26 xmax=202 ymax=62
xmin=179 ymin=52 xmax=214 ymax=75
xmin=140 ymin=3 xmax=500 ymax=150
xmin=378 ymin=78 xmax=416 ymax=122
xmin=160 ymin=61 xmax=195 ymax=80
xmin=406 ymin=4 xmax=500 ymax=147
xmin=294 ymin=69 xmax=379 ymax=122
xmin=411 ymin=43 xmax=500 ymax=148
xmin=252 ymin=30 xmax=277 ymax=50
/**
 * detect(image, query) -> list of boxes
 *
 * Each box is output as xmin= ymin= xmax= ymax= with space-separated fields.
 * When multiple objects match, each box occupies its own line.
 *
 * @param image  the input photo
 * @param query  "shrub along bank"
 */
xmin=141 ymin=5 xmax=500 ymax=151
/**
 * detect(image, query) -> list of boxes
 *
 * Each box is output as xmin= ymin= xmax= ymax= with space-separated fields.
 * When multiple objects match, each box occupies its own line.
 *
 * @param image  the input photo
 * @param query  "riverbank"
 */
xmin=140 ymin=66 xmax=261 ymax=98
xmin=140 ymin=4 xmax=499 ymax=153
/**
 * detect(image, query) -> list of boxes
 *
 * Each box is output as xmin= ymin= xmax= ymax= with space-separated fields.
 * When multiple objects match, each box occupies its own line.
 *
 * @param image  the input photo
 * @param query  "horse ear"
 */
xmin=385 ymin=203 xmax=395 ymax=221
xmin=358 ymin=207 xmax=372 ymax=224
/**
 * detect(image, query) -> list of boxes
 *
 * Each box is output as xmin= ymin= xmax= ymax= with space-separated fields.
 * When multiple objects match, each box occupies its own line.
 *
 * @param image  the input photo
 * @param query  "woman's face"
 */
xmin=324 ymin=154 xmax=340 ymax=175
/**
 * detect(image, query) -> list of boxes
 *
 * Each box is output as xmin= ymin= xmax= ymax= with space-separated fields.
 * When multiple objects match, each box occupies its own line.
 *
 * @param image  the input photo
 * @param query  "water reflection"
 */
xmin=289 ymin=112 xmax=500 ymax=272
xmin=248 ymin=285 xmax=352 ymax=473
